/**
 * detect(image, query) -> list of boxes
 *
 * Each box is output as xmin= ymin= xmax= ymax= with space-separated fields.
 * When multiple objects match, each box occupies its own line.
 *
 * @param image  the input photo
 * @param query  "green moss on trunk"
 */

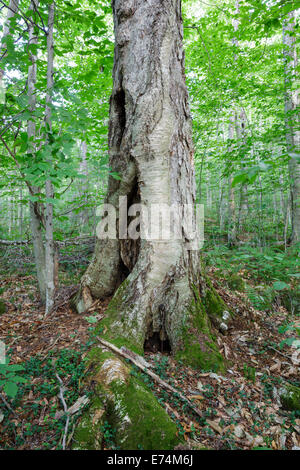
xmin=94 ymin=280 xmax=144 ymax=355
xmin=175 ymin=288 xmax=225 ymax=371
xmin=109 ymin=376 xmax=179 ymax=450
xmin=0 ymin=299 xmax=6 ymax=315
xmin=279 ymin=384 xmax=300 ymax=411
xmin=73 ymin=348 xmax=179 ymax=450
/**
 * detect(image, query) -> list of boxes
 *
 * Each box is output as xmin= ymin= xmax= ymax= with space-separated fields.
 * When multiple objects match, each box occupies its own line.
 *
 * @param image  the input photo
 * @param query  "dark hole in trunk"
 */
xmin=119 ymin=177 xmax=141 ymax=274
xmin=144 ymin=332 xmax=171 ymax=354
xmin=119 ymin=260 xmax=130 ymax=282
xmin=114 ymin=88 xmax=126 ymax=146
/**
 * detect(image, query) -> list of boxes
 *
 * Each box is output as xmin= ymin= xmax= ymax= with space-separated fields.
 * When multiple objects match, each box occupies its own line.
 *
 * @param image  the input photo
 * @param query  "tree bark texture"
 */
xmin=74 ymin=0 xmax=228 ymax=366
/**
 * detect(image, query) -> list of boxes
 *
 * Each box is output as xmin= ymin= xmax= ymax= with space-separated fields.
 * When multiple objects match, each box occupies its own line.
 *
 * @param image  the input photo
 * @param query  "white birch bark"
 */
xmin=27 ymin=0 xmax=47 ymax=302
xmin=74 ymin=0 xmax=227 ymax=359
xmin=44 ymin=2 xmax=55 ymax=315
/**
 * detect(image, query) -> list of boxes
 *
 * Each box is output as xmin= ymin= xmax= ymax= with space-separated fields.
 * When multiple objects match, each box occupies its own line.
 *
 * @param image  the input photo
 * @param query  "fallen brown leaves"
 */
xmin=0 ymin=271 xmax=299 ymax=450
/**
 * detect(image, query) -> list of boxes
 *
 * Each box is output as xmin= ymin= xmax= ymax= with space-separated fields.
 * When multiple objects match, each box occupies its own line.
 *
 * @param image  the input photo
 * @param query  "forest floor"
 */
xmin=0 ymin=242 xmax=299 ymax=450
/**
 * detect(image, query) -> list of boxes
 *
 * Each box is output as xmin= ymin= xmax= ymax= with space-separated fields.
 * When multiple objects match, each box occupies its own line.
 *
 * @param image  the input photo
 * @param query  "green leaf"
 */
xmin=6 ymin=364 xmax=25 ymax=372
xmin=231 ymin=173 xmax=247 ymax=187
xmin=273 ymin=281 xmax=289 ymax=291
xmin=4 ymin=382 xmax=18 ymax=398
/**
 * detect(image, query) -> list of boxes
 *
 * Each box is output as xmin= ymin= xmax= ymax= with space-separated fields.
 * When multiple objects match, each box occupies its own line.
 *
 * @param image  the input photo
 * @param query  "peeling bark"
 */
xmin=75 ymin=0 xmax=227 ymax=364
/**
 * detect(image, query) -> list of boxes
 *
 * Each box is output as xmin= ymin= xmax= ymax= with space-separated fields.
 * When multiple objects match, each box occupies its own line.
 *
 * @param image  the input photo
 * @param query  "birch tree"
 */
xmin=44 ymin=1 xmax=55 ymax=314
xmin=283 ymin=10 xmax=300 ymax=244
xmin=74 ymin=0 xmax=227 ymax=364
xmin=73 ymin=0 xmax=229 ymax=449
xmin=0 ymin=0 xmax=19 ymax=57
xmin=28 ymin=0 xmax=46 ymax=302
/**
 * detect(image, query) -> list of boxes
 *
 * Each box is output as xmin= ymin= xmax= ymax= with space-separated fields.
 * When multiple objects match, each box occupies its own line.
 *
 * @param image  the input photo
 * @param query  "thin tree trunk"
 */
xmin=236 ymin=109 xmax=248 ymax=232
xmin=0 ymin=0 xmax=20 ymax=57
xmin=227 ymin=0 xmax=240 ymax=247
xmin=79 ymin=140 xmax=89 ymax=230
xmin=0 ymin=0 xmax=18 ymax=107
xmin=219 ymin=174 xmax=226 ymax=231
xmin=0 ymin=1 xmax=20 ymax=105
xmin=19 ymin=187 xmax=23 ymax=238
xmin=228 ymin=115 xmax=236 ymax=246
xmin=27 ymin=0 xmax=46 ymax=302
xmin=44 ymin=2 xmax=55 ymax=315
xmin=279 ymin=174 xmax=285 ymax=217
xmin=283 ymin=11 xmax=300 ymax=244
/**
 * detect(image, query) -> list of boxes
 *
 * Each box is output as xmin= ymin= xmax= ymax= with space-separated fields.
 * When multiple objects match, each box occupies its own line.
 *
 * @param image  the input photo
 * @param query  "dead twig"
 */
xmin=96 ymin=337 xmax=203 ymax=420
xmin=267 ymin=345 xmax=294 ymax=362
xmin=40 ymin=335 xmax=61 ymax=359
xmin=0 ymin=392 xmax=18 ymax=418
xmin=55 ymin=373 xmax=70 ymax=450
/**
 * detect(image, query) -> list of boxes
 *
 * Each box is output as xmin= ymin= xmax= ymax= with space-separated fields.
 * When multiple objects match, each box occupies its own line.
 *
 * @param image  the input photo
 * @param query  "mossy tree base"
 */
xmin=279 ymin=383 xmax=300 ymax=411
xmin=0 ymin=299 xmax=6 ymax=315
xmin=73 ymin=275 xmax=232 ymax=450
xmin=72 ymin=0 xmax=235 ymax=447
xmin=73 ymin=349 xmax=180 ymax=450
xmin=88 ymin=271 xmax=231 ymax=372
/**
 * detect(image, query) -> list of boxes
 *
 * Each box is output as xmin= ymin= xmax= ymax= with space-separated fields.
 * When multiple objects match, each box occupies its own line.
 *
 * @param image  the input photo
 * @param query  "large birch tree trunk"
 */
xmin=73 ymin=1 xmax=229 ymax=449
xmin=74 ymin=0 xmax=227 ymax=362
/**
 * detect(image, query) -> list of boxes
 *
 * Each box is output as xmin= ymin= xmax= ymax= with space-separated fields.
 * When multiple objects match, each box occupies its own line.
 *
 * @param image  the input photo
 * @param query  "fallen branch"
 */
xmin=0 ymin=239 xmax=30 ymax=245
xmin=0 ymin=236 xmax=95 ymax=247
xmin=55 ymin=372 xmax=89 ymax=449
xmin=267 ymin=345 xmax=294 ymax=362
xmin=0 ymin=392 xmax=18 ymax=419
xmin=96 ymin=337 xmax=203 ymax=419
xmin=40 ymin=335 xmax=61 ymax=359
xmin=55 ymin=373 xmax=70 ymax=450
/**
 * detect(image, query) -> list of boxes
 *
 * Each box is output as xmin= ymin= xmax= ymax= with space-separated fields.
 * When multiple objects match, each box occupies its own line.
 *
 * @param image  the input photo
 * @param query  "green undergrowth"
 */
xmin=204 ymin=243 xmax=300 ymax=314
xmin=0 ymin=347 xmax=90 ymax=450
